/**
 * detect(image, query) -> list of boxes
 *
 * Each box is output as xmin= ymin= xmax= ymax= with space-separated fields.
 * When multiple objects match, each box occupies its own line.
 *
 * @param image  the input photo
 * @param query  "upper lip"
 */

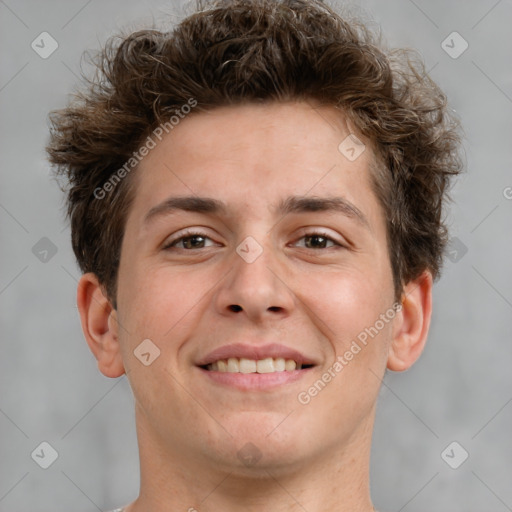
xmin=196 ymin=343 xmax=317 ymax=367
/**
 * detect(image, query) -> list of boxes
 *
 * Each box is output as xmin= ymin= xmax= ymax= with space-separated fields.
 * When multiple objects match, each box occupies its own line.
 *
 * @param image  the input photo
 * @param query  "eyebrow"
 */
xmin=276 ymin=196 xmax=370 ymax=228
xmin=144 ymin=196 xmax=227 ymax=226
xmin=143 ymin=194 xmax=370 ymax=229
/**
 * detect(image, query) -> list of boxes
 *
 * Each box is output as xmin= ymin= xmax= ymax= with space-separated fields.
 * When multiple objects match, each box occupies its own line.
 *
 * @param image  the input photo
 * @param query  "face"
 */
xmin=114 ymin=101 xmax=399 ymax=472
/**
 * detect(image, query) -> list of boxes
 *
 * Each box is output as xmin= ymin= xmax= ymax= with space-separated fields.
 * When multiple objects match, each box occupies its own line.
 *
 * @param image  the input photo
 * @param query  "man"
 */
xmin=47 ymin=0 xmax=462 ymax=510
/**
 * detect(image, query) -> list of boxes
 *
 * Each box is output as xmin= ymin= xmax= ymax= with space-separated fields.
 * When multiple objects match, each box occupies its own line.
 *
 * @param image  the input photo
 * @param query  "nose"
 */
xmin=213 ymin=240 xmax=296 ymax=323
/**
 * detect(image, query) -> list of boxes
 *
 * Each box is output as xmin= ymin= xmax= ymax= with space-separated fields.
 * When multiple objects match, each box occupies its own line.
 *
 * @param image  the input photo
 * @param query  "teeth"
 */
xmin=256 ymin=357 xmax=274 ymax=373
xmin=227 ymin=357 xmax=239 ymax=372
xmin=239 ymin=358 xmax=257 ymax=373
xmin=274 ymin=358 xmax=286 ymax=372
xmin=206 ymin=357 xmax=302 ymax=373
xmin=285 ymin=359 xmax=297 ymax=371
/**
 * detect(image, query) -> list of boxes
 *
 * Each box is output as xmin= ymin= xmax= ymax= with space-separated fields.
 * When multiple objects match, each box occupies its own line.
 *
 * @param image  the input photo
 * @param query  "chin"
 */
xmin=213 ymin=413 xmax=319 ymax=470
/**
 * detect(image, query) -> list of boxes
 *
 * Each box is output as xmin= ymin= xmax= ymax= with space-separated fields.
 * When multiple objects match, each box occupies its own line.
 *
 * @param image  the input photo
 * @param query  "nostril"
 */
xmin=268 ymin=306 xmax=281 ymax=312
xmin=228 ymin=304 xmax=243 ymax=312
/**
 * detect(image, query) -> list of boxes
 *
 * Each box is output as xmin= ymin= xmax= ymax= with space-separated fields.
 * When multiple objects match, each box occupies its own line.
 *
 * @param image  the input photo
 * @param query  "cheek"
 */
xmin=120 ymin=263 xmax=192 ymax=325
xmin=296 ymin=272 xmax=395 ymax=424
xmin=115 ymin=267 xmax=206 ymax=413
xmin=295 ymin=266 xmax=393 ymax=352
xmin=116 ymin=264 xmax=218 ymax=367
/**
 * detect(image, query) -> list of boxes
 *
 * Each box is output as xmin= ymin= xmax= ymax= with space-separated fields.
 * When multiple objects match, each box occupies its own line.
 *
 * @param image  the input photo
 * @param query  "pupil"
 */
xmin=306 ymin=235 xmax=326 ymax=248
xmin=184 ymin=236 xmax=205 ymax=249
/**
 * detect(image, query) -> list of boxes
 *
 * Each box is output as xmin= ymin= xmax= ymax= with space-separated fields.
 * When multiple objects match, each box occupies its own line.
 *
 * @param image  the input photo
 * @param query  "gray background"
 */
xmin=0 ymin=0 xmax=511 ymax=510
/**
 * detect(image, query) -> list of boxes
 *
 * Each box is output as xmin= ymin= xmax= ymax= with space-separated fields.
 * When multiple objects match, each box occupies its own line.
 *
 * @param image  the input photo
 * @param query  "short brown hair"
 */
xmin=47 ymin=0 xmax=463 ymax=307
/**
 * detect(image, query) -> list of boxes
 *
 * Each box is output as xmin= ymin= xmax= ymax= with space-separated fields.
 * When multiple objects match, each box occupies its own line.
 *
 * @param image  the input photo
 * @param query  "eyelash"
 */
xmin=163 ymin=230 xmax=344 ymax=250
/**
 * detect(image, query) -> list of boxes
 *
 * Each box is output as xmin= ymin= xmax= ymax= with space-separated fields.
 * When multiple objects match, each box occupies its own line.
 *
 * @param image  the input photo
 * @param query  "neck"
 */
xmin=126 ymin=404 xmax=376 ymax=512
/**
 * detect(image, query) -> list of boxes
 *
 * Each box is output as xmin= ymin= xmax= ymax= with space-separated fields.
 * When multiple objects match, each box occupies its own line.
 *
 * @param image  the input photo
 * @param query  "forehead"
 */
xmin=125 ymin=101 xmax=381 ymax=227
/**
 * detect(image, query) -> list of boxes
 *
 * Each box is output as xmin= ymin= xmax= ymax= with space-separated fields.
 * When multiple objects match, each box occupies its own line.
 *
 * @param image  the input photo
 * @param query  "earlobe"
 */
xmin=387 ymin=271 xmax=433 ymax=372
xmin=76 ymin=273 xmax=125 ymax=378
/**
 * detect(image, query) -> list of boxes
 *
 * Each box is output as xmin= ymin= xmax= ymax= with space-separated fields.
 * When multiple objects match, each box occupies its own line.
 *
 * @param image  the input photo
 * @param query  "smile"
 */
xmin=204 ymin=357 xmax=314 ymax=373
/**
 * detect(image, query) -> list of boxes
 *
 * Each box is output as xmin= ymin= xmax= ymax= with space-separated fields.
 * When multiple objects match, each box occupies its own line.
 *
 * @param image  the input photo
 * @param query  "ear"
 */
xmin=387 ymin=270 xmax=433 ymax=372
xmin=76 ymin=272 xmax=125 ymax=378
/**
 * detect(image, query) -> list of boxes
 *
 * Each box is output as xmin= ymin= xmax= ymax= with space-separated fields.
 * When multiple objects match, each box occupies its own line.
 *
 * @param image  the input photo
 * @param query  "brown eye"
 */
xmin=304 ymin=235 xmax=331 ymax=249
xmin=295 ymin=232 xmax=338 ymax=249
xmin=166 ymin=233 xmax=217 ymax=250
xmin=180 ymin=235 xmax=207 ymax=249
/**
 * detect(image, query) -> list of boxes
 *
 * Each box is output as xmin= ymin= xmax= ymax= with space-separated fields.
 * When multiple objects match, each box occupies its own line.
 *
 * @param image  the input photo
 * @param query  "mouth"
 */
xmin=200 ymin=357 xmax=315 ymax=373
xmin=195 ymin=343 xmax=317 ymax=390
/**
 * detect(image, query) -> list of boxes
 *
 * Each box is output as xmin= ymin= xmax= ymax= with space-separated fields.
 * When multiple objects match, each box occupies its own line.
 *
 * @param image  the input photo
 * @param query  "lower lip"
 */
xmin=197 ymin=367 xmax=315 ymax=390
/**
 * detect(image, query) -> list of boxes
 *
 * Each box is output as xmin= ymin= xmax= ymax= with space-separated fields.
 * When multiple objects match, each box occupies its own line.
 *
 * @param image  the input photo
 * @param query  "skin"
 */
xmin=77 ymin=101 xmax=432 ymax=512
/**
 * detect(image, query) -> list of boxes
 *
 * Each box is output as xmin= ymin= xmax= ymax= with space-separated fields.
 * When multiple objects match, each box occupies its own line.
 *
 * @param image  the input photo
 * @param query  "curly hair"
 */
xmin=47 ymin=0 xmax=463 ymax=308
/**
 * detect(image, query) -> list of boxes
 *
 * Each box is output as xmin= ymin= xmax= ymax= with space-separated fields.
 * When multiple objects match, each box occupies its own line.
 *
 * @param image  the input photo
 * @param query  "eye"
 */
xmin=164 ymin=231 xmax=219 ymax=250
xmin=293 ymin=231 xmax=341 ymax=249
